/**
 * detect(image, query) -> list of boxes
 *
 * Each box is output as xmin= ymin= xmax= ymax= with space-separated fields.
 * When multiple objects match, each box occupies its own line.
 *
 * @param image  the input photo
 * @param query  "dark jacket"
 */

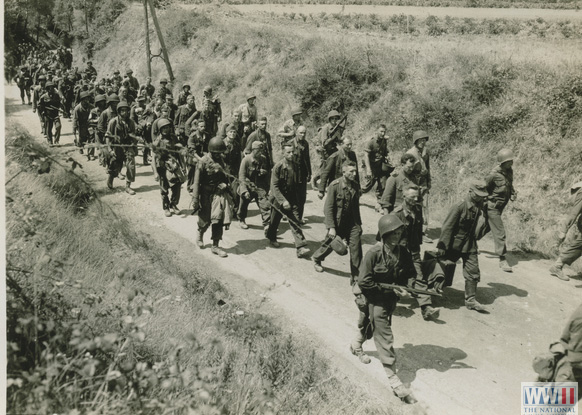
xmin=245 ymin=129 xmax=274 ymax=169
xmin=318 ymin=148 xmax=359 ymax=192
xmin=292 ymin=138 xmax=311 ymax=184
xmin=191 ymin=154 xmax=228 ymax=209
xmin=486 ymin=165 xmax=514 ymax=210
xmin=380 ymin=169 xmax=419 ymax=212
xmin=270 ymin=158 xmax=298 ymax=206
xmin=324 ymin=177 xmax=361 ymax=230
xmin=437 ymin=197 xmax=483 ymax=254
xmin=393 ymin=204 xmax=423 ymax=253
xmin=239 ymin=153 xmax=270 ymax=194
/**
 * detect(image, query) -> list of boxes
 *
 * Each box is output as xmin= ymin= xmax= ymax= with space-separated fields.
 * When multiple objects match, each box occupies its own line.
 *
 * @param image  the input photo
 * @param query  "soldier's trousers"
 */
xmin=559 ymin=227 xmax=582 ymax=266
xmin=444 ymin=251 xmax=480 ymax=283
xmin=297 ymin=180 xmax=308 ymax=220
xmin=37 ymin=111 xmax=45 ymax=133
xmin=411 ymin=250 xmax=432 ymax=307
xmin=19 ymin=86 xmax=31 ymax=102
xmin=238 ymin=191 xmax=270 ymax=228
xmin=266 ymin=202 xmax=307 ymax=248
xmin=370 ymin=301 xmax=398 ymax=366
xmin=108 ymin=149 xmax=136 ymax=183
xmin=482 ymin=206 xmax=507 ymax=257
xmin=44 ymin=117 xmax=61 ymax=144
xmin=187 ymin=164 xmax=197 ymax=193
xmin=198 ymin=193 xmax=224 ymax=242
xmin=158 ymin=167 xmax=182 ymax=210
xmin=312 ymin=224 xmax=362 ymax=279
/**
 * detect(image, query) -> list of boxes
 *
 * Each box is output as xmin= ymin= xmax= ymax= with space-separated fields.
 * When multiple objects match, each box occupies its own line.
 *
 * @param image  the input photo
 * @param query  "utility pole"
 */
xmin=144 ymin=0 xmax=174 ymax=82
xmin=143 ymin=0 xmax=152 ymax=78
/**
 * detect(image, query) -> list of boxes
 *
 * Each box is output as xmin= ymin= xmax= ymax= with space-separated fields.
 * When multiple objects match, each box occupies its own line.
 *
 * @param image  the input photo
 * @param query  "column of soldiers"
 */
xmin=19 ymin=47 xmax=582 ymax=405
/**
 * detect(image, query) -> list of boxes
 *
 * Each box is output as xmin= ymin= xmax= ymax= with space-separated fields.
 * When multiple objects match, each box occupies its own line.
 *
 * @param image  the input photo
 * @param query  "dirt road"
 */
xmin=6 ymin=84 xmax=580 ymax=415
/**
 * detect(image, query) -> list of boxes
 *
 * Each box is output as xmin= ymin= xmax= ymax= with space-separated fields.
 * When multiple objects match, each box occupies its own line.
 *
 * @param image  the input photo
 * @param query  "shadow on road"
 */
xmin=437 ymin=281 xmax=528 ymax=309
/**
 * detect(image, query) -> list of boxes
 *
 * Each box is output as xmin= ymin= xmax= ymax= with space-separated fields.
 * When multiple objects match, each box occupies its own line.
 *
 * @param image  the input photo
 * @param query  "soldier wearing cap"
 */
xmin=156 ymin=78 xmax=171 ymax=101
xmin=550 ymin=181 xmax=582 ymax=281
xmin=85 ymin=61 xmax=97 ymax=79
xmin=177 ymin=83 xmax=192 ymax=106
xmin=186 ymin=119 xmax=208 ymax=192
xmin=355 ymin=214 xmax=418 ymax=404
xmin=238 ymin=94 xmax=258 ymax=131
xmin=238 ymin=140 xmax=271 ymax=231
xmin=125 ymin=69 xmax=140 ymax=93
xmin=153 ymin=118 xmax=185 ymax=217
xmin=105 ymin=101 xmax=139 ymax=194
xmin=245 ymin=116 xmax=274 ymax=170
xmin=72 ymin=91 xmax=93 ymax=159
xmin=38 ymin=81 xmax=62 ymax=145
xmin=89 ymin=94 xmax=107 ymax=163
xmin=191 ymin=136 xmax=232 ymax=258
xmin=277 ymin=108 xmax=303 ymax=148
xmin=313 ymin=110 xmax=344 ymax=187
xmin=362 ymin=124 xmax=393 ymax=211
xmin=313 ymin=160 xmax=362 ymax=281
xmin=97 ymin=94 xmax=120 ymax=162
xmin=32 ymin=75 xmax=47 ymax=134
xmin=318 ymin=137 xmax=359 ymax=199
xmin=380 ymin=153 xmax=420 ymax=215
xmin=291 ymin=126 xmax=311 ymax=221
xmin=111 ymin=70 xmax=123 ymax=86
xmin=479 ymin=148 xmax=517 ymax=272
xmin=437 ymin=180 xmax=489 ymax=313
xmin=266 ymin=144 xmax=310 ymax=259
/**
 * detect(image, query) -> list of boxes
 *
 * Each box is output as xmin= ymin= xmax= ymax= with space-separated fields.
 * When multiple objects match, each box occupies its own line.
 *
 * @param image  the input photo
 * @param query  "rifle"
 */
xmin=378 ymin=282 xmax=443 ymax=297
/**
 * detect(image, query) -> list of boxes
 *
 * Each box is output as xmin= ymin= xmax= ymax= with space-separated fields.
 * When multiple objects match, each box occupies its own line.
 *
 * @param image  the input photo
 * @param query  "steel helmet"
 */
xmin=496 ymin=148 xmax=514 ymax=164
xmin=412 ymin=130 xmax=429 ymax=143
xmin=208 ymin=136 xmax=226 ymax=153
xmin=116 ymin=101 xmax=130 ymax=110
xmin=328 ymin=110 xmax=341 ymax=120
xmin=378 ymin=214 xmax=405 ymax=238
xmin=107 ymin=94 xmax=120 ymax=103
xmin=94 ymin=94 xmax=106 ymax=104
xmin=158 ymin=118 xmax=172 ymax=130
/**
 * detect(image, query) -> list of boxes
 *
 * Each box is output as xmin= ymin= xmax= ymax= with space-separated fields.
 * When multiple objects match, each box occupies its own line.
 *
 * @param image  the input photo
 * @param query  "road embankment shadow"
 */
xmin=437 ymin=281 xmax=528 ymax=310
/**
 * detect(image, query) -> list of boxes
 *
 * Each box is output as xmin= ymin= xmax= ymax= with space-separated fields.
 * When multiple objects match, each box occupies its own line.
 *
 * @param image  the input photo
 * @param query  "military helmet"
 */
xmin=80 ymin=91 xmax=91 ymax=100
xmin=113 ymin=70 xmax=120 ymax=75
xmin=38 ymin=75 xmax=47 ymax=81
xmin=45 ymin=81 xmax=55 ymax=88
xmin=412 ymin=130 xmax=429 ymax=143
xmin=203 ymin=85 xmax=212 ymax=94
xmin=378 ymin=214 xmax=405 ymax=238
xmin=291 ymin=108 xmax=303 ymax=116
xmin=496 ymin=148 xmax=514 ymax=164
xmin=183 ymin=83 xmax=190 ymax=88
xmin=158 ymin=118 xmax=172 ymax=130
xmin=107 ymin=94 xmax=120 ymax=103
xmin=117 ymin=101 xmax=130 ymax=110
xmin=328 ymin=110 xmax=341 ymax=120
xmin=160 ymin=78 xmax=168 ymax=84
xmin=208 ymin=136 xmax=227 ymax=153
xmin=247 ymin=93 xmax=256 ymax=101
xmin=94 ymin=94 xmax=106 ymax=104
xmin=126 ymin=69 xmax=133 ymax=74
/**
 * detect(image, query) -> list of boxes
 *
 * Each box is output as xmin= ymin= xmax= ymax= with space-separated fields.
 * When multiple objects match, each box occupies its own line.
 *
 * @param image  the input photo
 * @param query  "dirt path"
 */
xmin=5 ymin=85 xmax=580 ymax=415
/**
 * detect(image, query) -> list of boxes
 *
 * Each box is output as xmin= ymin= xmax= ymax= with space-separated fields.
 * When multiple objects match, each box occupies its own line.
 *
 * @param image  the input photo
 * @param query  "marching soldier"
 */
xmin=218 ymin=109 xmax=244 ymax=148
xmin=97 ymin=94 xmax=119 ymax=166
xmin=140 ymin=77 xmax=155 ymax=101
xmin=131 ymin=96 xmax=155 ymax=166
xmin=198 ymin=86 xmax=222 ymax=138
xmin=224 ymin=126 xmax=243 ymax=213
xmin=244 ymin=116 xmax=274 ymax=171
xmin=380 ymin=153 xmax=420 ymax=215
xmin=125 ymin=69 xmax=140 ymax=94
xmin=186 ymin=119 xmax=208 ymax=192
xmin=238 ymin=94 xmax=258 ymax=130
xmin=85 ymin=61 xmax=97 ymax=79
xmin=156 ymin=78 xmax=171 ymax=101
xmin=88 ymin=94 xmax=107 ymax=163
xmin=277 ymin=108 xmax=303 ymax=149
xmin=32 ymin=75 xmax=47 ymax=134
xmin=291 ymin=126 xmax=311 ymax=221
xmin=38 ymin=81 xmax=62 ymax=145
xmin=266 ymin=144 xmax=310 ymax=259
xmin=362 ymin=124 xmax=393 ymax=211
xmin=14 ymin=65 xmax=33 ymax=105
xmin=162 ymin=95 xmax=178 ymax=122
xmin=437 ymin=180 xmax=489 ymax=313
xmin=58 ymin=73 xmax=76 ymax=118
xmin=174 ymin=95 xmax=197 ymax=144
xmin=313 ymin=110 xmax=344 ymax=187
xmin=318 ymin=137 xmax=359 ymax=199
xmin=313 ymin=160 xmax=362 ymax=282
xmin=191 ymin=136 xmax=233 ymax=258
xmin=480 ymin=148 xmax=517 ymax=273
xmin=105 ymin=101 xmax=138 ymax=195
xmin=355 ymin=214 xmax=418 ymax=404
xmin=177 ymin=83 xmax=192 ymax=106
xmin=550 ymin=181 xmax=582 ymax=281
xmin=153 ymin=119 xmax=185 ymax=217
xmin=406 ymin=130 xmax=431 ymax=238
xmin=72 ymin=91 xmax=92 ymax=159
xmin=238 ymin=141 xmax=271 ymax=231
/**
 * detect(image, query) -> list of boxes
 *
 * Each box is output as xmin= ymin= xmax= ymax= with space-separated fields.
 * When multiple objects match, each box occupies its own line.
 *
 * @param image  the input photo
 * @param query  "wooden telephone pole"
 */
xmin=143 ymin=0 xmax=174 ymax=81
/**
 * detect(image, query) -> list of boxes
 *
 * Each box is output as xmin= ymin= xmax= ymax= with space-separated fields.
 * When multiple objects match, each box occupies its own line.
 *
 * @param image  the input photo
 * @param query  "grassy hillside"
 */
xmin=91 ymin=5 xmax=581 ymax=259
xmin=5 ymin=125 xmax=395 ymax=414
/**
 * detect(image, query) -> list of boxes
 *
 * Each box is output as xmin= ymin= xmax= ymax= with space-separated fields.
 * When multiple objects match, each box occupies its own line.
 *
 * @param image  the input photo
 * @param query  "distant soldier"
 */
xmin=362 ymin=124 xmax=393 ymax=211
xmin=125 ymin=69 xmax=140 ymax=94
xmin=32 ymin=75 xmax=47 ymax=134
xmin=85 ymin=61 xmax=97 ymax=79
xmin=407 ymin=130 xmax=432 ymax=240
xmin=291 ymin=126 xmax=311 ymax=221
xmin=88 ymin=94 xmax=107 ymax=163
xmin=218 ymin=109 xmax=244 ymax=148
xmin=313 ymin=160 xmax=362 ymax=282
xmin=162 ymin=95 xmax=178 ymax=124
xmin=97 ymin=94 xmax=120 ymax=166
xmin=479 ymin=148 xmax=517 ymax=273
xmin=313 ymin=110 xmax=344 ymax=187
xmin=550 ymin=181 xmax=582 ymax=281
xmin=355 ymin=214 xmax=418 ymax=404
xmin=156 ymin=78 xmax=171 ymax=101
xmin=152 ymin=118 xmax=185 ymax=217
xmin=191 ymin=136 xmax=233 ymax=258
xmin=245 ymin=116 xmax=274 ymax=171
xmin=238 ymin=141 xmax=271 ymax=232
xmin=72 ymin=91 xmax=92 ymax=159
xmin=186 ymin=119 xmax=208 ymax=192
xmin=318 ymin=137 xmax=359 ymax=199
xmin=38 ymin=81 xmax=62 ymax=145
xmin=238 ymin=94 xmax=258 ymax=130
xmin=277 ymin=108 xmax=303 ymax=149
xmin=14 ymin=66 xmax=33 ymax=105
xmin=177 ymin=83 xmax=192 ymax=106
xmin=380 ymin=153 xmax=420 ymax=215
xmin=140 ymin=77 xmax=155 ymax=101
xmin=224 ymin=126 xmax=243 ymax=213
xmin=105 ymin=101 xmax=138 ymax=195
xmin=437 ymin=180 xmax=489 ymax=313
xmin=265 ymin=144 xmax=310 ymax=259
xmin=111 ymin=69 xmax=123 ymax=86
xmin=131 ymin=95 xmax=155 ymax=166
xmin=174 ymin=95 xmax=197 ymax=145
xmin=198 ymin=86 xmax=222 ymax=138
xmin=58 ymin=73 xmax=76 ymax=118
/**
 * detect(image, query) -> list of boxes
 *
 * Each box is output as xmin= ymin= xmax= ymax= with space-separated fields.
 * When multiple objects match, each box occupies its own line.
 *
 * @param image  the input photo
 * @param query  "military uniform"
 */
xmin=363 ymin=136 xmax=393 ymax=201
xmin=38 ymin=90 xmax=62 ymax=144
xmin=277 ymin=118 xmax=299 ymax=149
xmin=174 ymin=103 xmax=197 ymax=143
xmin=318 ymin=148 xmax=359 ymax=192
xmin=245 ymin=129 xmax=274 ymax=170
xmin=238 ymin=153 xmax=271 ymax=229
xmin=238 ymin=102 xmax=257 ymax=129
xmin=15 ymin=67 xmax=33 ymax=104
xmin=292 ymin=136 xmax=311 ymax=220
xmin=553 ymin=187 xmax=582 ymax=277
xmin=177 ymin=89 xmax=191 ymax=106
xmin=561 ymin=303 xmax=582 ymax=385
xmin=105 ymin=115 xmax=137 ymax=185
xmin=153 ymin=132 xmax=184 ymax=212
xmin=380 ymin=169 xmax=420 ymax=213
xmin=198 ymin=97 xmax=222 ymax=138
xmin=313 ymin=177 xmax=362 ymax=279
xmin=32 ymin=83 xmax=46 ymax=133
xmin=72 ymin=99 xmax=91 ymax=153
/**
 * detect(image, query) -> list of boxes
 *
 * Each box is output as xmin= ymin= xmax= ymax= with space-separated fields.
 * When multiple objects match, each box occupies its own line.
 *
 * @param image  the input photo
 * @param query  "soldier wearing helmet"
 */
xmin=437 ymin=180 xmax=490 ymax=313
xmin=177 ymin=83 xmax=191 ymax=106
xmin=277 ymin=108 xmax=303 ymax=149
xmin=14 ymin=65 xmax=33 ymax=105
xmin=313 ymin=110 xmax=344 ymax=188
xmin=38 ymin=81 xmax=62 ymax=145
xmin=550 ymin=180 xmax=582 ymax=281
xmin=244 ymin=116 xmax=274 ymax=171
xmin=85 ymin=61 xmax=97 ymax=79
xmin=480 ymin=148 xmax=517 ymax=273
xmin=362 ymin=124 xmax=393 ymax=211
xmin=406 ymin=130 xmax=432 ymax=241
xmin=97 ymin=94 xmax=120 ymax=165
xmin=156 ymin=78 xmax=172 ymax=101
xmin=72 ymin=91 xmax=93 ymax=159
xmin=153 ymin=118 xmax=185 ymax=217
xmin=191 ymin=136 xmax=233 ymax=258
xmin=32 ymin=75 xmax=48 ymax=134
xmin=238 ymin=93 xmax=258 ymax=131
xmin=354 ymin=214 xmax=417 ymax=404
xmin=238 ymin=140 xmax=271 ymax=231
xmin=105 ymin=101 xmax=139 ymax=195
xmin=125 ymin=69 xmax=140 ymax=94
xmin=89 ymin=95 xmax=107 ymax=164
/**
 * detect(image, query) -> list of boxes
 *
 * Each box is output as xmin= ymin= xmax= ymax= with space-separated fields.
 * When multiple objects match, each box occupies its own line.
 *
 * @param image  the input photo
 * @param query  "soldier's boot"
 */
xmin=106 ymin=174 xmax=114 ymax=190
xmin=196 ymin=229 xmax=204 ymax=248
xmin=549 ymin=264 xmax=569 ymax=281
xmin=465 ymin=280 xmax=488 ymax=313
xmin=125 ymin=182 xmax=136 ymax=195
xmin=421 ymin=305 xmax=440 ymax=321
xmin=211 ymin=241 xmax=227 ymax=258
xmin=349 ymin=344 xmax=371 ymax=364
xmin=313 ymin=260 xmax=324 ymax=273
xmin=499 ymin=257 xmax=512 ymax=273
xmin=385 ymin=367 xmax=417 ymax=404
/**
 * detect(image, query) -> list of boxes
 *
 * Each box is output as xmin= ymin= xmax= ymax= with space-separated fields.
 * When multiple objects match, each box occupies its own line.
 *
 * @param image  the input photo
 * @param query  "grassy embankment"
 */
xmin=91 ymin=5 xmax=581 ymax=261
xmin=5 ymin=125 xmax=396 ymax=414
